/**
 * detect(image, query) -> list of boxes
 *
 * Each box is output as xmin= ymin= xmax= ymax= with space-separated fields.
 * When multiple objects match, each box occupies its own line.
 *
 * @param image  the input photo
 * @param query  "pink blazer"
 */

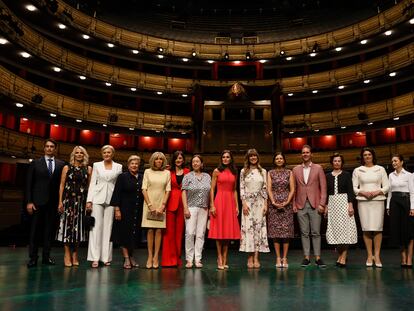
xmin=292 ymin=163 xmax=327 ymax=210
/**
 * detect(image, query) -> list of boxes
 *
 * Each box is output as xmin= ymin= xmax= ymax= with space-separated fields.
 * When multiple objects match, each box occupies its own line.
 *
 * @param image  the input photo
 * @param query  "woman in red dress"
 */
xmin=209 ymin=150 xmax=240 ymax=270
xmin=161 ymin=151 xmax=189 ymax=267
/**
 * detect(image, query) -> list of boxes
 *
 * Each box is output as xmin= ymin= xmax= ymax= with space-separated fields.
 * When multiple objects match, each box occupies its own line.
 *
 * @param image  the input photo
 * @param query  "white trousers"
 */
xmin=87 ymin=203 xmax=114 ymax=262
xmin=185 ymin=207 xmax=208 ymax=262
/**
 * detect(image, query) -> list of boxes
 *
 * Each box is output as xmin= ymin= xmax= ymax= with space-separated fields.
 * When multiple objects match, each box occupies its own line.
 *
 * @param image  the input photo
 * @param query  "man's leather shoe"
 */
xmin=27 ymin=258 xmax=38 ymax=268
xmin=42 ymin=257 xmax=56 ymax=265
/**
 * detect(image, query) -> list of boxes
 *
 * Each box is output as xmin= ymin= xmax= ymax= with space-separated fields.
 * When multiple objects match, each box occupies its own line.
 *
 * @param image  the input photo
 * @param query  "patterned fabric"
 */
xmin=267 ymin=169 xmax=294 ymax=239
xmin=326 ymin=173 xmax=357 ymax=245
xmin=181 ymin=171 xmax=211 ymax=208
xmin=239 ymin=168 xmax=270 ymax=253
xmin=57 ymin=165 xmax=89 ymax=243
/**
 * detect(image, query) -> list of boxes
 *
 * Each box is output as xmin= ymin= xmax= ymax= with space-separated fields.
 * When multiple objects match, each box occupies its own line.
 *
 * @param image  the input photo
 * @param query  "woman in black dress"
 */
xmin=111 ymin=155 xmax=143 ymax=269
xmin=57 ymin=146 xmax=92 ymax=267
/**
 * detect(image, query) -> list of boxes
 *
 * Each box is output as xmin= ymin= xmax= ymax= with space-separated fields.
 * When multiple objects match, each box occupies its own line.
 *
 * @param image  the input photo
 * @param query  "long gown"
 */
xmin=208 ymin=169 xmax=241 ymax=240
xmin=56 ymin=165 xmax=89 ymax=243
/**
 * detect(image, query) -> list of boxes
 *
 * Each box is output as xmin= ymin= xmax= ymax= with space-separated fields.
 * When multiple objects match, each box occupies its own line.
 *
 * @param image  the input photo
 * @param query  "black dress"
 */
xmin=110 ymin=171 xmax=143 ymax=251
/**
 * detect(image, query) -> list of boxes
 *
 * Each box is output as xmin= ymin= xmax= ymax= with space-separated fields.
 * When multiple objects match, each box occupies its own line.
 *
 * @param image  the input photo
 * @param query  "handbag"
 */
xmin=84 ymin=211 xmax=95 ymax=230
xmin=146 ymin=210 xmax=165 ymax=222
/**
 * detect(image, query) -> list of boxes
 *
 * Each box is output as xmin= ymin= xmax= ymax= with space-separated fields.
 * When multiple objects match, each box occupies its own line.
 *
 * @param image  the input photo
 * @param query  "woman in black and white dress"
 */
xmin=326 ymin=153 xmax=357 ymax=267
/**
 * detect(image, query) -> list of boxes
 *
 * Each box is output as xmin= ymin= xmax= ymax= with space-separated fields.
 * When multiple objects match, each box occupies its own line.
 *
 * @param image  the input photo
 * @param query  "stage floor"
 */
xmin=0 ymin=247 xmax=413 ymax=311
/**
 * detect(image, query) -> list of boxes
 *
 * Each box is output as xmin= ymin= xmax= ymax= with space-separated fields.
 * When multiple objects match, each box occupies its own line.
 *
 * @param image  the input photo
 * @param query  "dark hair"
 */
xmin=190 ymin=154 xmax=204 ymax=172
xmin=391 ymin=153 xmax=404 ymax=162
xmin=44 ymin=138 xmax=58 ymax=147
xmin=302 ymin=144 xmax=312 ymax=152
xmin=330 ymin=152 xmax=345 ymax=168
xmin=360 ymin=147 xmax=377 ymax=165
xmin=272 ymin=151 xmax=286 ymax=168
xmin=170 ymin=150 xmax=185 ymax=171
xmin=218 ymin=150 xmax=237 ymax=175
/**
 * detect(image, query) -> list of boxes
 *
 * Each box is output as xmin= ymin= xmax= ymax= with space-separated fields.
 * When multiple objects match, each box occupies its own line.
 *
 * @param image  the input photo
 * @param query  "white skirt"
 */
xmin=357 ymin=200 xmax=385 ymax=231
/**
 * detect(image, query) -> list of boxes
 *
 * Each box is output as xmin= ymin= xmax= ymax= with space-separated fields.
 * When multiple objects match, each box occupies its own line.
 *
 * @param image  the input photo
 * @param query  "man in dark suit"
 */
xmin=25 ymin=138 xmax=65 ymax=267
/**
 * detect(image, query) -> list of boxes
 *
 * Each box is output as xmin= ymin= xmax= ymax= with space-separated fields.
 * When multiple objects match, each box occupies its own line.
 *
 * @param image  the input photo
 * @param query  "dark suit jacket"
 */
xmin=25 ymin=157 xmax=65 ymax=207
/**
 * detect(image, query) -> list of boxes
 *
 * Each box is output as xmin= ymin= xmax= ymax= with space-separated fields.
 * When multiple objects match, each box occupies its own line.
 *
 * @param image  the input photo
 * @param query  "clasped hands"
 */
xmin=359 ymin=190 xmax=382 ymax=200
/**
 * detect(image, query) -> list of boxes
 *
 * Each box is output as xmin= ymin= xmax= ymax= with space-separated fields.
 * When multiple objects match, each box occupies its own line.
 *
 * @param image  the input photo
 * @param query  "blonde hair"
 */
xmin=149 ymin=152 xmax=167 ymax=171
xmin=243 ymin=148 xmax=263 ymax=177
xmin=101 ymin=144 xmax=115 ymax=155
xmin=69 ymin=146 xmax=89 ymax=167
xmin=127 ymin=155 xmax=141 ymax=165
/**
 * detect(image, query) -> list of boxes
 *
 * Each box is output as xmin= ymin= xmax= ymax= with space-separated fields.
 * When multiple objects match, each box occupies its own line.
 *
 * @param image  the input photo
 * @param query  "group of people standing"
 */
xmin=25 ymin=139 xmax=414 ymax=270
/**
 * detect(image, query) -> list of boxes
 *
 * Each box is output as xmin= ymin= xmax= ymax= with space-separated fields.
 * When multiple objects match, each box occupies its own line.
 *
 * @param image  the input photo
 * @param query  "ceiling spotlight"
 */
xmin=288 ymin=93 xmax=293 ymax=96
xmin=207 ymin=60 xmax=215 ymax=64
xmin=58 ymin=23 xmax=66 ymax=29
xmin=341 ymin=126 xmax=347 ymax=129
xmin=310 ymin=52 xmax=317 ymax=57
xmin=389 ymin=72 xmax=396 ymax=77
xmin=157 ymin=47 xmax=164 ymax=53
xmin=130 ymin=87 xmax=137 ymax=91
xmin=363 ymin=79 xmax=370 ymax=84
xmin=182 ymin=94 xmax=188 ymax=97
xmin=107 ymin=43 xmax=114 ymax=48
xmin=79 ymin=75 xmax=86 ymax=80
xmin=105 ymin=82 xmax=112 ymax=86
xmin=312 ymin=90 xmax=318 ymax=94
xmin=393 ymin=116 xmax=400 ymax=121
xmin=259 ymin=59 xmax=267 ymax=63
xmin=286 ymin=56 xmax=292 ymax=61
xmin=233 ymin=60 xmax=241 ymax=64
xmin=50 ymin=113 xmax=57 ymax=117
xmin=0 ymin=38 xmax=8 ymax=45
xmin=245 ymin=52 xmax=251 ymax=60
xmin=11 ymin=155 xmax=16 ymax=159
xmin=156 ymin=91 xmax=163 ymax=95
xmin=157 ymin=54 xmax=164 ymax=59
xmin=191 ymin=50 xmax=197 ymax=57
xmin=53 ymin=67 xmax=61 ymax=72
xmin=384 ymin=30 xmax=392 ymax=36
xmin=311 ymin=42 xmax=319 ymax=53
xmin=53 ymin=124 xmax=59 ymax=127
xmin=76 ymin=119 xmax=82 ymax=123
xmin=16 ymin=103 xmax=24 ymax=108
xmin=367 ymin=122 xmax=373 ymax=125
xmin=224 ymin=52 xmax=229 ymax=60
xmin=82 ymin=34 xmax=90 ymax=40
xmin=335 ymin=47 xmax=342 ymax=52
xmin=182 ymin=57 xmax=189 ymax=62
xmin=360 ymin=39 xmax=368 ymax=45
xmin=132 ymin=49 xmax=139 ymax=54
xmin=102 ymin=124 xmax=107 ymax=127
xmin=289 ymin=131 xmax=294 ymax=134
xmin=280 ymin=50 xmax=285 ymax=56
xmin=314 ymin=129 xmax=320 ymax=132
xmin=181 ymin=132 xmax=186 ymax=135
xmin=20 ymin=52 xmax=31 ymax=58
xmin=129 ymin=127 xmax=134 ymax=131
xmin=26 ymin=4 xmax=37 ymax=11
xmin=338 ymin=85 xmax=345 ymax=89
xmin=22 ymin=117 xmax=28 ymax=121
xmin=410 ymin=18 xmax=414 ymax=24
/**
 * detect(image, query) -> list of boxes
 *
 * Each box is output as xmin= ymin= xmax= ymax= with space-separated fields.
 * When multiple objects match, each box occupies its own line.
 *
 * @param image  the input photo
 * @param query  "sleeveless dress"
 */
xmin=267 ymin=169 xmax=294 ymax=239
xmin=208 ymin=169 xmax=241 ymax=240
xmin=57 ymin=165 xmax=89 ymax=243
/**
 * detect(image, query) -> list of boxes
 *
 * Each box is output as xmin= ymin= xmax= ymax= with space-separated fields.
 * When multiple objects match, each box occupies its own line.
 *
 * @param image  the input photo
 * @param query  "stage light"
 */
xmin=53 ymin=67 xmax=61 ymax=72
xmin=182 ymin=57 xmax=189 ymax=62
xmin=311 ymin=43 xmax=319 ymax=53
xmin=310 ymin=52 xmax=317 ymax=57
xmin=58 ymin=23 xmax=66 ymax=29
xmin=335 ymin=47 xmax=342 ymax=52
xmin=82 ymin=34 xmax=90 ymax=39
xmin=288 ymin=93 xmax=293 ymax=96
xmin=389 ymin=72 xmax=396 ymax=77
xmin=286 ymin=57 xmax=292 ymax=61
xmin=363 ymin=79 xmax=370 ymax=84
xmin=367 ymin=122 xmax=373 ymax=125
xmin=224 ymin=52 xmax=229 ymax=60
xmin=338 ymin=85 xmax=345 ymax=89
xmin=0 ymin=38 xmax=8 ymax=45
xmin=207 ymin=60 xmax=214 ymax=64
xmin=280 ymin=50 xmax=285 ymax=55
xmin=105 ymin=82 xmax=112 ymax=86
xmin=410 ymin=18 xmax=414 ymax=24
xmin=16 ymin=103 xmax=24 ymax=108
xmin=107 ymin=43 xmax=114 ymax=48
xmin=360 ymin=39 xmax=368 ymax=45
xmin=245 ymin=52 xmax=251 ymax=60
xmin=384 ymin=30 xmax=392 ymax=36
xmin=312 ymin=90 xmax=318 ymax=94
xmin=53 ymin=124 xmax=59 ymax=127
xmin=102 ymin=124 xmax=107 ymax=127
xmin=156 ymin=91 xmax=163 ymax=95
xmin=50 ymin=113 xmax=57 ymax=117
xmin=341 ymin=126 xmax=347 ymax=129
xmin=76 ymin=119 xmax=82 ymax=123
xmin=79 ymin=75 xmax=86 ymax=80
xmin=393 ymin=116 xmax=400 ymax=121
xmin=233 ymin=60 xmax=241 ymax=64
xmin=259 ymin=59 xmax=267 ymax=63
xmin=130 ymin=87 xmax=137 ymax=91
xmin=26 ymin=5 xmax=37 ymax=11
xmin=289 ymin=131 xmax=294 ymax=134
xmin=20 ymin=52 xmax=31 ymax=58
xmin=314 ymin=129 xmax=320 ymax=132
xmin=182 ymin=94 xmax=188 ymax=97
xmin=129 ymin=127 xmax=134 ymax=131
xmin=191 ymin=50 xmax=197 ymax=57
xmin=157 ymin=54 xmax=164 ymax=59
xmin=157 ymin=47 xmax=164 ymax=53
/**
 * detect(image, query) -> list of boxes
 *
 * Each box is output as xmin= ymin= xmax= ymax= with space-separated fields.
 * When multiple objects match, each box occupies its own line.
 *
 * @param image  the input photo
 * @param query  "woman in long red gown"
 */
xmin=161 ymin=151 xmax=189 ymax=267
xmin=209 ymin=150 xmax=240 ymax=270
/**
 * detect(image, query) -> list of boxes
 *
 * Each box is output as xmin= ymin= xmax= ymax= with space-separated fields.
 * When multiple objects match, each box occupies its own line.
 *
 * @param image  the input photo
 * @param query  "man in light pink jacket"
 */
xmin=292 ymin=145 xmax=327 ymax=267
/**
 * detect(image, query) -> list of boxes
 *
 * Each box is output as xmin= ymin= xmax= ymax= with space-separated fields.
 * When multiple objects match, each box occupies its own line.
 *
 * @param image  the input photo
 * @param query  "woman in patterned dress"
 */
xmin=239 ymin=149 xmax=269 ymax=268
xmin=325 ymin=153 xmax=357 ymax=267
xmin=267 ymin=152 xmax=295 ymax=268
xmin=57 ymin=146 xmax=92 ymax=267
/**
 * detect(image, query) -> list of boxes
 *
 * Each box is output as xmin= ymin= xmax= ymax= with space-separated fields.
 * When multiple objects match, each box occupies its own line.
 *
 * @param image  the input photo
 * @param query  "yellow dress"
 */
xmin=141 ymin=168 xmax=171 ymax=228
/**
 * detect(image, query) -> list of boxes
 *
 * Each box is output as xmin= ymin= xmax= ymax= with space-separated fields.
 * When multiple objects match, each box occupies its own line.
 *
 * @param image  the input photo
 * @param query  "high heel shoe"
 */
xmin=217 ymin=259 xmax=224 ymax=270
xmin=64 ymin=255 xmax=72 ymax=267
xmin=123 ymin=257 xmax=132 ymax=269
xmin=275 ymin=257 xmax=282 ymax=268
xmin=282 ymin=258 xmax=289 ymax=268
xmin=373 ymin=257 xmax=382 ymax=268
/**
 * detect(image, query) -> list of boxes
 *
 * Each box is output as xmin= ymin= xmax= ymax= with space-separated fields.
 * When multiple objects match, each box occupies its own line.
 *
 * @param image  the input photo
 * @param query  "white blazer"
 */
xmin=87 ymin=161 xmax=123 ymax=205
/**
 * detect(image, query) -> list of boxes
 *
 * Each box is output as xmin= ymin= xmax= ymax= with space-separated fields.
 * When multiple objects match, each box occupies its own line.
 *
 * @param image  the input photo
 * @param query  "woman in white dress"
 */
xmin=239 ymin=149 xmax=269 ymax=268
xmin=141 ymin=152 xmax=171 ymax=269
xmin=352 ymin=147 xmax=389 ymax=267
xmin=86 ymin=145 xmax=123 ymax=268
xmin=325 ymin=153 xmax=357 ymax=267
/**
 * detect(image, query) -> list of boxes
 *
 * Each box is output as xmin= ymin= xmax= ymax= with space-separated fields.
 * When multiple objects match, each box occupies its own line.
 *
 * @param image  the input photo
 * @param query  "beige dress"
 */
xmin=141 ymin=168 xmax=171 ymax=228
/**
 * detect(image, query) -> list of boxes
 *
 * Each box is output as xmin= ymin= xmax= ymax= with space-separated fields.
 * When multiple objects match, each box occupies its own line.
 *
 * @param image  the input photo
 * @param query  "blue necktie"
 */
xmin=48 ymin=158 xmax=53 ymax=176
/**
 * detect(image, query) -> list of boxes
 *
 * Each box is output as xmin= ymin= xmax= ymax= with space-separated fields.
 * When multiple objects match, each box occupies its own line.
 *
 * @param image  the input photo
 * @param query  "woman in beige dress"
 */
xmin=352 ymin=147 xmax=389 ymax=267
xmin=142 ymin=152 xmax=171 ymax=269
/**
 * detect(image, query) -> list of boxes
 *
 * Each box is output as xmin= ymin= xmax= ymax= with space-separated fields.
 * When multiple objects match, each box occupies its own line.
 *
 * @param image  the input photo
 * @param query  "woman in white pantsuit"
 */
xmin=182 ymin=155 xmax=211 ymax=268
xmin=352 ymin=147 xmax=389 ymax=268
xmin=86 ymin=145 xmax=122 ymax=268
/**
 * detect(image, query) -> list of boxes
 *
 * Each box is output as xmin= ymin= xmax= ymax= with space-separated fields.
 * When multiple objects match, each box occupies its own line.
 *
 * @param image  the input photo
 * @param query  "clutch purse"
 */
xmin=146 ymin=210 xmax=165 ymax=222
xmin=84 ymin=212 xmax=95 ymax=230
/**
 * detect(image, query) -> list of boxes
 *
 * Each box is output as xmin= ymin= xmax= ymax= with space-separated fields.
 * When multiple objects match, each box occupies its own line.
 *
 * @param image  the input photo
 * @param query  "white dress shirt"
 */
xmin=386 ymin=169 xmax=414 ymax=210
xmin=44 ymin=156 xmax=55 ymax=173
xmin=303 ymin=162 xmax=312 ymax=184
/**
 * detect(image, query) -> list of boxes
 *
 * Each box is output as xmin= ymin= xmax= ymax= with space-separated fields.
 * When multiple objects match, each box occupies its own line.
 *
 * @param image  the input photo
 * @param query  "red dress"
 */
xmin=161 ymin=168 xmax=189 ymax=267
xmin=208 ymin=169 xmax=241 ymax=240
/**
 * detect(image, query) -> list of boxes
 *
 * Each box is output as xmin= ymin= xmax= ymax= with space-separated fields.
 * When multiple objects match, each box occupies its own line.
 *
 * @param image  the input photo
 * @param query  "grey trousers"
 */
xmin=297 ymin=201 xmax=322 ymax=257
